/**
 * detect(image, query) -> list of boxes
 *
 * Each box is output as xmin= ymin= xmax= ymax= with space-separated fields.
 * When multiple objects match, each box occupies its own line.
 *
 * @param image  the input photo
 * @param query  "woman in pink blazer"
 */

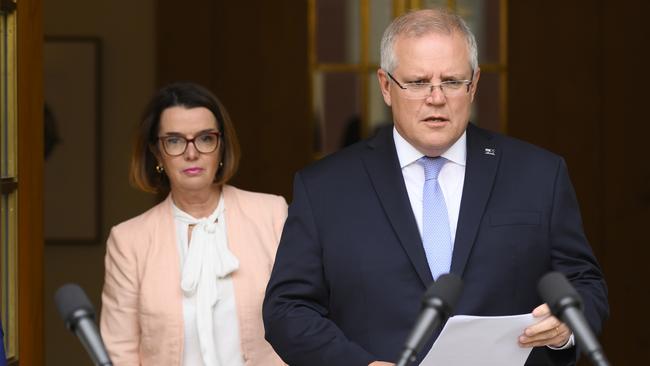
xmin=100 ymin=82 xmax=287 ymax=366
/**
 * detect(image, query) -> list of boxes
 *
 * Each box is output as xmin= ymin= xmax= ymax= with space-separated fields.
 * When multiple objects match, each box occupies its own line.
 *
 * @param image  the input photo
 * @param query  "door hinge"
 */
xmin=1 ymin=177 xmax=18 ymax=195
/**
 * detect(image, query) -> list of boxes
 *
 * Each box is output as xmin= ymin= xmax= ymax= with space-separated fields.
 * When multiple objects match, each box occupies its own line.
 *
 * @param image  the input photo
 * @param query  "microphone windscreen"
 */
xmin=55 ymin=283 xmax=96 ymax=325
xmin=537 ymin=272 xmax=583 ymax=310
xmin=424 ymin=273 xmax=463 ymax=310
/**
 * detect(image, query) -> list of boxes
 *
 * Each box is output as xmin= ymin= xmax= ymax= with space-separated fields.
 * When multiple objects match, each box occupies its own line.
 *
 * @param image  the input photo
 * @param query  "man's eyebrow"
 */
xmin=401 ymin=73 xmax=470 ymax=82
xmin=441 ymin=73 xmax=471 ymax=80
xmin=402 ymin=74 xmax=432 ymax=82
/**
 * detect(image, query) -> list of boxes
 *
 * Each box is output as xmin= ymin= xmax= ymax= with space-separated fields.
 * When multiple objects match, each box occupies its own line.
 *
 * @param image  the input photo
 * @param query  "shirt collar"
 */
xmin=393 ymin=126 xmax=467 ymax=168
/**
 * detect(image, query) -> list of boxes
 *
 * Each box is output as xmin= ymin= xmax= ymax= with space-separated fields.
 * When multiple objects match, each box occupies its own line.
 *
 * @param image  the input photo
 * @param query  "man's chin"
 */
xmin=415 ymin=139 xmax=454 ymax=156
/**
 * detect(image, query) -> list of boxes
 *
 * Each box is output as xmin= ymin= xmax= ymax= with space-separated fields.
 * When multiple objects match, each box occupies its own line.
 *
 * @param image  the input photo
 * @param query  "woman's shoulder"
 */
xmin=223 ymin=185 xmax=288 ymax=245
xmin=223 ymin=185 xmax=287 ymax=208
xmin=111 ymin=195 xmax=172 ymax=235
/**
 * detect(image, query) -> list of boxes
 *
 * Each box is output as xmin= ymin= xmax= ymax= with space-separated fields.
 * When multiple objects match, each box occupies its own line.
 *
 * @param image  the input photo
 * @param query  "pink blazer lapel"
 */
xmin=222 ymin=185 xmax=276 ymax=357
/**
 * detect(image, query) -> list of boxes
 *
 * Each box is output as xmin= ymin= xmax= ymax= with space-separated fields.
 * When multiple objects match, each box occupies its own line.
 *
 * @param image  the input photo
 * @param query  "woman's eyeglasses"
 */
xmin=158 ymin=131 xmax=221 ymax=156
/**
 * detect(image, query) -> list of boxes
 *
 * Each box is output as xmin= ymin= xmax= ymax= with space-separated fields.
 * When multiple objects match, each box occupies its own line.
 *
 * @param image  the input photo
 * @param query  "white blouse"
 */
xmin=172 ymin=196 xmax=245 ymax=366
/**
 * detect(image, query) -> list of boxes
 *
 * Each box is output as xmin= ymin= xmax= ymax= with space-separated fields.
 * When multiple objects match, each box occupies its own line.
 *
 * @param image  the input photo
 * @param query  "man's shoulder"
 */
xmin=470 ymin=124 xmax=562 ymax=163
xmin=300 ymin=131 xmax=384 ymax=180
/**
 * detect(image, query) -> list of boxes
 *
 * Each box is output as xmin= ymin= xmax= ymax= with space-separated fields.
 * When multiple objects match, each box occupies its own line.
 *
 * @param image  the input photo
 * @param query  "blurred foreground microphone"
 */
xmin=55 ymin=284 xmax=113 ymax=366
xmin=396 ymin=273 xmax=463 ymax=366
xmin=538 ymin=272 xmax=610 ymax=366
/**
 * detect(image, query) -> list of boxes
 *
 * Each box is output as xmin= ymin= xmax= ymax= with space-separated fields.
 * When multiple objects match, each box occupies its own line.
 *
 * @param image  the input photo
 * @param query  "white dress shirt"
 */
xmin=393 ymin=127 xmax=466 ymax=243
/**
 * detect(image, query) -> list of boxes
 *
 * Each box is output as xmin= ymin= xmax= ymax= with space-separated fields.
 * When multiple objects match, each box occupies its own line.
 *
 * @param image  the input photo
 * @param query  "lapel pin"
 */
xmin=484 ymin=148 xmax=496 ymax=156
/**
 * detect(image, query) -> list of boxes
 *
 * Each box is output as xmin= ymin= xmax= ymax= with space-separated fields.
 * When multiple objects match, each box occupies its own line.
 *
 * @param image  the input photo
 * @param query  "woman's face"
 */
xmin=156 ymin=106 xmax=221 ymax=195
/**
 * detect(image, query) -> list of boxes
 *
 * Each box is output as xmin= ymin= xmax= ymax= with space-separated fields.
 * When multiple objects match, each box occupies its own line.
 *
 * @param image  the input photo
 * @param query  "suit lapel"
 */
xmin=222 ymin=185 xmax=241 ymax=257
xmin=222 ymin=185 xmax=247 ymax=294
xmin=220 ymin=186 xmax=253 ymax=351
xmin=451 ymin=124 xmax=500 ymax=276
xmin=361 ymin=127 xmax=433 ymax=287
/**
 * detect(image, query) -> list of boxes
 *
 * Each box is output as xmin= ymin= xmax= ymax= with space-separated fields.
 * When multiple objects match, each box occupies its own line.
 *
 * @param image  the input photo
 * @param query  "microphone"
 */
xmin=54 ymin=283 xmax=113 ymax=366
xmin=396 ymin=273 xmax=463 ymax=366
xmin=537 ymin=272 xmax=610 ymax=366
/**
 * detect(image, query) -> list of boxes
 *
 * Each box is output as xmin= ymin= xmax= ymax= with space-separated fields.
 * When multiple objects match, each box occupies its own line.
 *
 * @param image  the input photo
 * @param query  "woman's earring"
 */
xmin=219 ymin=161 xmax=224 ymax=167
xmin=155 ymin=164 xmax=164 ymax=173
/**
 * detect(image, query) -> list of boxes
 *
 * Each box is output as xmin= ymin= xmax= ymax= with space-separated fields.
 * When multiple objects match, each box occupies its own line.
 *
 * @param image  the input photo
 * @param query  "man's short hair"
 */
xmin=380 ymin=8 xmax=478 ymax=74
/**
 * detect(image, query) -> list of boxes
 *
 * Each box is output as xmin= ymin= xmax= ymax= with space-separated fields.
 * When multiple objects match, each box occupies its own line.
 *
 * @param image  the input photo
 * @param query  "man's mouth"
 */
xmin=422 ymin=116 xmax=449 ymax=123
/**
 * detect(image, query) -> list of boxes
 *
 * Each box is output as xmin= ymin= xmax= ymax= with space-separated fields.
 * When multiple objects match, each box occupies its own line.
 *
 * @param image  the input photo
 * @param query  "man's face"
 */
xmin=378 ymin=32 xmax=479 ymax=157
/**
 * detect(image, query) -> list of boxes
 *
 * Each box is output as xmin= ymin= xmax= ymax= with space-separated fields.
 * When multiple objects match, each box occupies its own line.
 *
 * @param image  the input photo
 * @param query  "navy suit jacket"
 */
xmin=263 ymin=124 xmax=608 ymax=366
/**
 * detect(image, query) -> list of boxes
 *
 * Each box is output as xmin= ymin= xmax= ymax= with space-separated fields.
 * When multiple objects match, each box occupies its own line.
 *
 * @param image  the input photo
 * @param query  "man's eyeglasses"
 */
xmin=158 ymin=131 xmax=221 ymax=156
xmin=385 ymin=71 xmax=473 ymax=99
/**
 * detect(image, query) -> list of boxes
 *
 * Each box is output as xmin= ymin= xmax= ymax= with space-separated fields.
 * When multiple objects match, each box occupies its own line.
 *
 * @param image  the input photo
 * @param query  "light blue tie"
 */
xmin=420 ymin=156 xmax=452 ymax=280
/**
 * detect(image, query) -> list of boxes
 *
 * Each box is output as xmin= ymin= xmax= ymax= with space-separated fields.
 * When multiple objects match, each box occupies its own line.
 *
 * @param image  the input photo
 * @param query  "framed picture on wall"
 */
xmin=43 ymin=36 xmax=102 ymax=245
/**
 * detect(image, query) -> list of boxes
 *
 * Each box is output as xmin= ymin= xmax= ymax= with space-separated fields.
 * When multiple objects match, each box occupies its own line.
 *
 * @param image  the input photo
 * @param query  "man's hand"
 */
xmin=369 ymin=362 xmax=395 ymax=366
xmin=519 ymin=303 xmax=571 ymax=348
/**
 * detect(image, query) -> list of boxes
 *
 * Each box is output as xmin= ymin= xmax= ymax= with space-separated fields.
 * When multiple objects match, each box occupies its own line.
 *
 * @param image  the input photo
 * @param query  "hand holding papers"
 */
xmin=420 ymin=314 xmax=536 ymax=366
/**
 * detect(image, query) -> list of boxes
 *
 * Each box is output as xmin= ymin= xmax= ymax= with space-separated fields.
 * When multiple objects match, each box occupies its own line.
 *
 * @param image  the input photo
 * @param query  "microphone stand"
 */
xmin=396 ymin=351 xmax=416 ymax=366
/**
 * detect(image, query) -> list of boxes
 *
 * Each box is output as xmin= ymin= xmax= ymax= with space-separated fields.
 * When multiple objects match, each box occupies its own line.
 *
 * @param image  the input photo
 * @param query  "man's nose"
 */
xmin=425 ymin=85 xmax=446 ymax=105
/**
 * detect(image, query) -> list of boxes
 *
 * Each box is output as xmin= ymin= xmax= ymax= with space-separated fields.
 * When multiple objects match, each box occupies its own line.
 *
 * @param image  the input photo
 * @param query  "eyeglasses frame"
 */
xmin=157 ymin=131 xmax=222 ymax=157
xmin=385 ymin=70 xmax=474 ymax=99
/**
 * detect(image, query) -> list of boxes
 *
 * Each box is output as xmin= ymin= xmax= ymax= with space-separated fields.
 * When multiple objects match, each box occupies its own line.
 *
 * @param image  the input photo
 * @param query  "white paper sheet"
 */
xmin=419 ymin=313 xmax=536 ymax=366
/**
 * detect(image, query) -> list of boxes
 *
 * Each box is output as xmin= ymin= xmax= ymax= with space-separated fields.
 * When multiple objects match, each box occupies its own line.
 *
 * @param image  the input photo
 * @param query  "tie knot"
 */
xmin=419 ymin=156 xmax=446 ymax=180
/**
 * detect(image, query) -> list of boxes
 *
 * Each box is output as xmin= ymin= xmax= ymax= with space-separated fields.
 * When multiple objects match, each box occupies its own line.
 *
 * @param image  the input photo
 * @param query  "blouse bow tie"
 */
xmin=176 ymin=198 xmax=239 ymax=366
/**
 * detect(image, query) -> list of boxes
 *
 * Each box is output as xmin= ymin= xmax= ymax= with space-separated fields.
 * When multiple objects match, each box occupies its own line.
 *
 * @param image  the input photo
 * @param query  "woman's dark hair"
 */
xmin=130 ymin=82 xmax=240 ymax=193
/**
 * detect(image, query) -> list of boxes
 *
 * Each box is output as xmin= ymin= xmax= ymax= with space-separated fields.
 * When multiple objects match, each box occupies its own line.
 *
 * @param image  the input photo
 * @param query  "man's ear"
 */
xmin=470 ymin=68 xmax=481 ymax=103
xmin=377 ymin=69 xmax=392 ymax=107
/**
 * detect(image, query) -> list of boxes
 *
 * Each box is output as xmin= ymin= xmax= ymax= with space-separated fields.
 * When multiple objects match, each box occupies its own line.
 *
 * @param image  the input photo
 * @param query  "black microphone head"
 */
xmin=423 ymin=273 xmax=463 ymax=317
xmin=537 ymin=272 xmax=583 ymax=316
xmin=54 ymin=283 xmax=96 ymax=331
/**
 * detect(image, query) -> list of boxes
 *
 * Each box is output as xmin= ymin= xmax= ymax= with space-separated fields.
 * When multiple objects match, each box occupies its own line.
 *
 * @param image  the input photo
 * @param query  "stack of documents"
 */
xmin=420 ymin=313 xmax=535 ymax=366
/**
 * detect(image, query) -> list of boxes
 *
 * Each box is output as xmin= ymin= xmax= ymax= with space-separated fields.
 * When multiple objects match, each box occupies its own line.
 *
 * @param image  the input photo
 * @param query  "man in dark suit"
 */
xmin=263 ymin=8 xmax=608 ymax=366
